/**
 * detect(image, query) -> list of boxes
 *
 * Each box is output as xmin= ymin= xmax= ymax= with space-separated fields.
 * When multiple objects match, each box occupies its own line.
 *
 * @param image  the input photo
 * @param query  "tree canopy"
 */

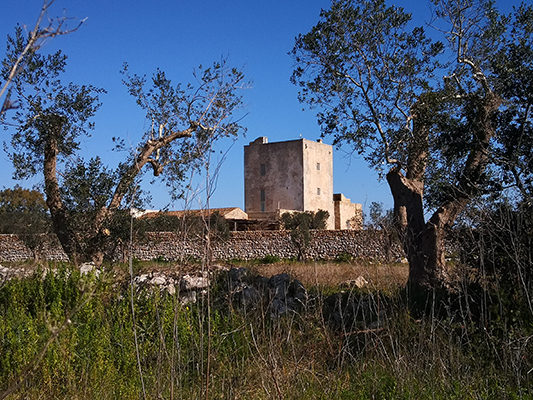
xmin=0 ymin=185 xmax=50 ymax=234
xmin=0 ymin=185 xmax=47 ymax=215
xmin=0 ymin=0 xmax=85 ymax=118
xmin=291 ymin=0 xmax=533 ymax=290
xmin=281 ymin=210 xmax=329 ymax=261
xmin=1 ymin=24 xmax=248 ymax=264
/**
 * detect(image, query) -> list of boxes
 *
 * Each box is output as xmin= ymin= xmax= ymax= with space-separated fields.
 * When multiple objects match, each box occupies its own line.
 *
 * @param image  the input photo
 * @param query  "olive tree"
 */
xmin=290 ymin=0 xmax=532 ymax=291
xmin=0 ymin=185 xmax=51 ymax=259
xmin=2 ymin=26 xmax=247 ymax=265
xmin=489 ymin=4 xmax=533 ymax=202
xmin=281 ymin=210 xmax=329 ymax=261
xmin=0 ymin=0 xmax=85 ymax=117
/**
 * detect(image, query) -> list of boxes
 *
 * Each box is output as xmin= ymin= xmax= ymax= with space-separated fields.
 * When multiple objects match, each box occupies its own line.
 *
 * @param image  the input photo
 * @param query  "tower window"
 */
xmin=317 ymin=188 xmax=321 ymax=196
xmin=260 ymin=163 xmax=266 ymax=176
xmin=316 ymin=162 xmax=321 ymax=171
xmin=260 ymin=189 xmax=266 ymax=212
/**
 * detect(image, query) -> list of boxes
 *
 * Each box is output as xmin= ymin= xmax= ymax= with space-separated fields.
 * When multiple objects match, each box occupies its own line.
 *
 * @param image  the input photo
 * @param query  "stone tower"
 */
xmin=244 ymin=136 xmax=335 ymax=229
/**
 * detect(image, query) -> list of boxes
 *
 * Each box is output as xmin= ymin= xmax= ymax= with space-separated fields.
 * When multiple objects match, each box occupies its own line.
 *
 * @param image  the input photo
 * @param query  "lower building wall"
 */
xmin=0 ymin=231 xmax=403 ymax=263
xmin=333 ymin=194 xmax=363 ymax=230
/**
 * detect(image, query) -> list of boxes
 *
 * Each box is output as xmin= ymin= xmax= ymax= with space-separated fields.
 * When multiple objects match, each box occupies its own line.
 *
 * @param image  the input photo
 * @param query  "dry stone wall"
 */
xmin=0 ymin=234 xmax=68 ymax=262
xmin=0 ymin=230 xmax=403 ymax=263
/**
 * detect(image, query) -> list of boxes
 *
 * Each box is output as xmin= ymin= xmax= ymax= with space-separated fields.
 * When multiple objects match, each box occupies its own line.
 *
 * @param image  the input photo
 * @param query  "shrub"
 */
xmin=335 ymin=252 xmax=353 ymax=263
xmin=261 ymin=254 xmax=280 ymax=264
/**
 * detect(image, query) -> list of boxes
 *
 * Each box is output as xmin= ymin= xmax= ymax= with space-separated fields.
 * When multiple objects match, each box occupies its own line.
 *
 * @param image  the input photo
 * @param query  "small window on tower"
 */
xmin=260 ymin=163 xmax=266 ymax=176
xmin=316 ymin=162 xmax=321 ymax=171
xmin=260 ymin=189 xmax=266 ymax=212
xmin=317 ymin=188 xmax=321 ymax=196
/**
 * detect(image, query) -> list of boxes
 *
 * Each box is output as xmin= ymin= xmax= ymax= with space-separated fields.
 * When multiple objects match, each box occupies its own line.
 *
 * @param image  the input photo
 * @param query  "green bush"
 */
xmin=334 ymin=252 xmax=353 ymax=263
xmin=261 ymin=254 xmax=280 ymax=264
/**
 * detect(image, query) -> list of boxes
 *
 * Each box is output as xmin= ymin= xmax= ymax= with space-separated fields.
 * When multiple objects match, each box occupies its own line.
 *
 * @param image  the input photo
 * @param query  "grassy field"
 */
xmin=250 ymin=260 xmax=408 ymax=290
xmin=0 ymin=259 xmax=531 ymax=399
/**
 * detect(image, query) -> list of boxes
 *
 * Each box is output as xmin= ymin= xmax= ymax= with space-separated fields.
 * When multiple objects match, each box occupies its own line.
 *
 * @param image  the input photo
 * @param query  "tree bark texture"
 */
xmin=42 ymin=116 xmax=82 ymax=264
xmin=388 ymin=92 xmax=500 ymax=291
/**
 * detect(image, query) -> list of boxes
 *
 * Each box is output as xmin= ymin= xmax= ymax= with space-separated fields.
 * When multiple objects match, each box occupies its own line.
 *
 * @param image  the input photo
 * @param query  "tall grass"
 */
xmin=0 ymin=259 xmax=531 ymax=399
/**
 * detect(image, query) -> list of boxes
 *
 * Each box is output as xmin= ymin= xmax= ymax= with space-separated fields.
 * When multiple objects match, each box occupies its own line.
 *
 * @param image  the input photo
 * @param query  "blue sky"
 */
xmin=0 ymin=0 xmax=523 ymax=215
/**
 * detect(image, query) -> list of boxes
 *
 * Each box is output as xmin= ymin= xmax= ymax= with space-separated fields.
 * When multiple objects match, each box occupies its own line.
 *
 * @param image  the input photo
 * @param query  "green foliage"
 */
xmin=0 ymin=185 xmax=47 ymax=214
xmin=0 ymin=185 xmax=50 ymax=234
xmin=291 ymin=0 xmax=533 ymax=289
xmin=57 ymin=157 xmax=148 ymax=262
xmin=138 ymin=210 xmax=230 ymax=241
xmin=137 ymin=213 xmax=183 ymax=232
xmin=0 ymin=263 xmax=532 ymax=399
xmin=291 ymin=0 xmax=533 ymax=203
xmin=489 ymin=4 xmax=533 ymax=202
xmin=281 ymin=209 xmax=329 ymax=261
xmin=290 ymin=0 xmax=443 ymax=170
xmin=120 ymin=59 xmax=248 ymax=200
xmin=455 ymin=200 xmax=533 ymax=333
xmin=2 ymin=27 xmax=104 ymax=180
xmin=1 ymin=24 xmax=247 ymax=264
xmin=365 ymin=201 xmax=392 ymax=230
xmin=334 ymin=252 xmax=353 ymax=263
xmin=0 ymin=186 xmax=51 ymax=259
xmin=261 ymin=254 xmax=280 ymax=264
xmin=61 ymin=157 xmax=120 ymax=214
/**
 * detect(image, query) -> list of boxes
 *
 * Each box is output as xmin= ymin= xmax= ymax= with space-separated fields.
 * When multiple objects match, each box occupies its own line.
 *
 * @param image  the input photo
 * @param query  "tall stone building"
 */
xmin=244 ymin=136 xmax=361 ymax=230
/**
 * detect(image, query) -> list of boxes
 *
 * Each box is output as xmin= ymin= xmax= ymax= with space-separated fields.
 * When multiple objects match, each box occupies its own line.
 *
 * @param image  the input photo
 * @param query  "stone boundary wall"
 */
xmin=0 ymin=230 xmax=403 ymax=263
xmin=0 ymin=234 xmax=68 ymax=263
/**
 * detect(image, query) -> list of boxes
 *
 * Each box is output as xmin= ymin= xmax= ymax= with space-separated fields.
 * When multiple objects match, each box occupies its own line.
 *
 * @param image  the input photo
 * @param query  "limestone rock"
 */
xmin=180 ymin=274 xmax=210 ymax=291
xmin=80 ymin=262 xmax=100 ymax=278
xmin=226 ymin=267 xmax=308 ymax=318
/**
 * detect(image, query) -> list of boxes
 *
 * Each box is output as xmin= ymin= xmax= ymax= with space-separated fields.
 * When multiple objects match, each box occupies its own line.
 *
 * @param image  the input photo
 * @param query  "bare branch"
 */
xmin=105 ymin=124 xmax=197 ymax=215
xmin=0 ymin=0 xmax=86 ymax=114
xmin=336 ymin=70 xmax=399 ymax=166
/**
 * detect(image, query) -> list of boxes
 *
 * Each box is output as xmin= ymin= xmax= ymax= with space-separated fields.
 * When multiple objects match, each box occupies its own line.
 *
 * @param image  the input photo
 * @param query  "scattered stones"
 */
xmin=180 ymin=290 xmax=197 ymax=305
xmin=180 ymin=273 xmax=210 ymax=291
xmin=150 ymin=275 xmax=167 ymax=286
xmin=0 ymin=265 xmax=32 ymax=282
xmin=1 ymin=262 xmax=311 ymax=321
xmin=342 ymin=276 xmax=369 ymax=289
xmin=226 ymin=267 xmax=308 ymax=318
xmin=133 ymin=271 xmax=179 ymax=295
xmin=354 ymin=276 xmax=368 ymax=288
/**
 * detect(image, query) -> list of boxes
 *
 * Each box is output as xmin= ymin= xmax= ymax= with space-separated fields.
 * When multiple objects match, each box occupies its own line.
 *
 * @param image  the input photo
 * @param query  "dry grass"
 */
xmin=3 ymin=258 xmax=409 ymax=293
xmin=248 ymin=260 xmax=409 ymax=292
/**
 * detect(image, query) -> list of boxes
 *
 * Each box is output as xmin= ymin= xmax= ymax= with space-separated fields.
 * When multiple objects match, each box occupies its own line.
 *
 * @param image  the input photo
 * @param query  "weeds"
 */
xmin=0 ymin=261 xmax=531 ymax=399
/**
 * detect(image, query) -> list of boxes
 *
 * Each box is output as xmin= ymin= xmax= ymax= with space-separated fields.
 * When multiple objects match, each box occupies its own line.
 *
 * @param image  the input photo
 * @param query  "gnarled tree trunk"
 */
xmin=42 ymin=117 xmax=196 ymax=266
xmin=388 ymin=92 xmax=501 ymax=292
xmin=42 ymin=115 xmax=83 ymax=265
xmin=386 ymin=168 xmax=450 ymax=290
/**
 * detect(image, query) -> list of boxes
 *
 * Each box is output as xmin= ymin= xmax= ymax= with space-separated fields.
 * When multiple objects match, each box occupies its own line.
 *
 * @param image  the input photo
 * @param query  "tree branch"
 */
xmin=0 ymin=0 xmax=86 ymax=113
xmin=104 ymin=124 xmax=197 ymax=217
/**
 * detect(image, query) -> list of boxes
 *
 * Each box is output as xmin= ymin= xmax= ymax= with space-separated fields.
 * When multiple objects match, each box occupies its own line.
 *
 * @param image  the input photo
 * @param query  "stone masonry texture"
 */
xmin=0 ymin=230 xmax=403 ymax=263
